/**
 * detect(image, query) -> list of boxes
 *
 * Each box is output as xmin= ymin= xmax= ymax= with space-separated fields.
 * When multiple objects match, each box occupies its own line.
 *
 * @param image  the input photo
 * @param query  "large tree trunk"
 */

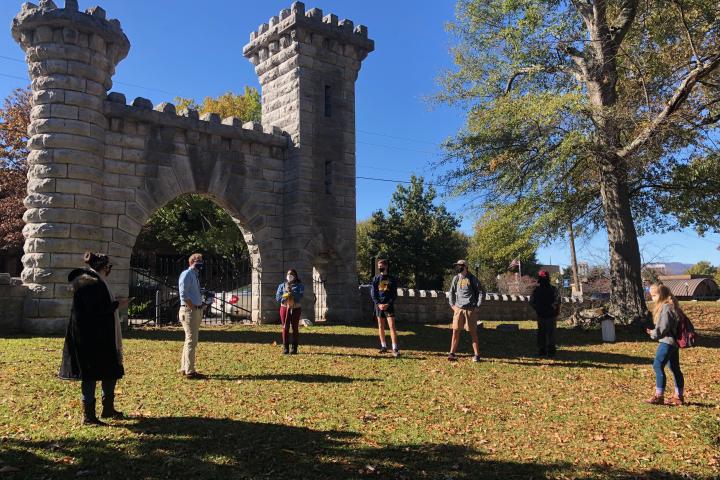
xmin=598 ymin=160 xmax=649 ymax=325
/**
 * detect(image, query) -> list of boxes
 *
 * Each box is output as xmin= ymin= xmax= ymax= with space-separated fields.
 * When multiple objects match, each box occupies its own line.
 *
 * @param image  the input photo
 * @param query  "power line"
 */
xmin=357 ymin=140 xmax=440 ymax=156
xmin=358 ymin=128 xmax=441 ymax=146
xmin=357 ymin=175 xmax=452 ymax=189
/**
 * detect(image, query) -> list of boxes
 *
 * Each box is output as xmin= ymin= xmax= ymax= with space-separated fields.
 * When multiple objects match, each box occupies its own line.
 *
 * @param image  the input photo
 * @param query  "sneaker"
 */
xmin=644 ymin=394 xmax=664 ymax=405
xmin=185 ymin=372 xmax=208 ymax=380
xmin=447 ymin=353 xmax=458 ymax=362
xmin=378 ymin=346 xmax=388 ymax=354
xmin=392 ymin=348 xmax=401 ymax=357
xmin=472 ymin=355 xmax=481 ymax=363
xmin=667 ymin=395 xmax=685 ymax=406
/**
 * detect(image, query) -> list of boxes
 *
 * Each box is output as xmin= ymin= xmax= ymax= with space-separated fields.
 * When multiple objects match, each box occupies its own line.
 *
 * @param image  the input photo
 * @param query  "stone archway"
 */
xmin=12 ymin=1 xmax=374 ymax=333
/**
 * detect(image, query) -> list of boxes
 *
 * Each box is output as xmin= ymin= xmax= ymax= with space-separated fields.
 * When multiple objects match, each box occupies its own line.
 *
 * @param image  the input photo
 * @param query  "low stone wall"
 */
xmin=358 ymin=286 xmax=589 ymax=324
xmin=0 ymin=274 xmax=29 ymax=334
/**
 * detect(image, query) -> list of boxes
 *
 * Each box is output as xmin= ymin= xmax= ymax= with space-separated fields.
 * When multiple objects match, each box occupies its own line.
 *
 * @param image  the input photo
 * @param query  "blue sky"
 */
xmin=1 ymin=0 xmax=718 ymax=268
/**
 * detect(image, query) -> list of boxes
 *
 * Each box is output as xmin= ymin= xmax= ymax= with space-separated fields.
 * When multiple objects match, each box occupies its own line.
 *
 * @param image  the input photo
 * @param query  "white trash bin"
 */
xmin=601 ymin=318 xmax=616 ymax=343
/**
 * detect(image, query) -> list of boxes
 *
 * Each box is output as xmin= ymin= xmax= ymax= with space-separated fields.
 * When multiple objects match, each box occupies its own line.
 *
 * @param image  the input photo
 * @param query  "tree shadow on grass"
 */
xmin=0 ymin=416 xmax=713 ymax=480
xmin=209 ymin=373 xmax=381 ymax=383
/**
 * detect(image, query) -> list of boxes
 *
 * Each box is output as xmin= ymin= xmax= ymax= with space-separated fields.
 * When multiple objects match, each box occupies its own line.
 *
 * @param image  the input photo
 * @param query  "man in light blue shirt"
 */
xmin=178 ymin=253 xmax=206 ymax=379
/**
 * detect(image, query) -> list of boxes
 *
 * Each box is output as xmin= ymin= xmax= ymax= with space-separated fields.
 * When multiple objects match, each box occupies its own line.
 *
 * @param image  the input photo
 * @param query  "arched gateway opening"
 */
xmin=12 ymin=1 xmax=373 ymax=332
xmin=126 ymin=194 xmax=257 ymax=326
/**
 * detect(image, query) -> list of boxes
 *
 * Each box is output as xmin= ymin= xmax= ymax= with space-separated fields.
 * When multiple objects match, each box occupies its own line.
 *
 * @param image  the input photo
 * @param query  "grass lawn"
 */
xmin=1 ymin=318 xmax=719 ymax=479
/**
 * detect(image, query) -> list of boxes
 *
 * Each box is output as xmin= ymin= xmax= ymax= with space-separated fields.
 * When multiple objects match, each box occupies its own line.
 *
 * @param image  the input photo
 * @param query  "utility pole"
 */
xmin=568 ymin=222 xmax=581 ymax=297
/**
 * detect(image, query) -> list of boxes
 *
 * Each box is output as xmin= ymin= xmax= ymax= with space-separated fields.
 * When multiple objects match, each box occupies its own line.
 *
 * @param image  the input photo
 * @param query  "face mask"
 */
xmin=287 ymin=275 xmax=295 ymax=283
xmin=194 ymin=262 xmax=204 ymax=271
xmin=379 ymin=267 xmax=387 ymax=274
xmin=455 ymin=265 xmax=465 ymax=274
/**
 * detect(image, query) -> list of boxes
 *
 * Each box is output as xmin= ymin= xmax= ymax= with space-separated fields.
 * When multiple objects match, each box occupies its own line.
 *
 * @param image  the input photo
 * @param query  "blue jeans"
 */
xmin=652 ymin=343 xmax=684 ymax=392
xmin=81 ymin=379 xmax=117 ymax=402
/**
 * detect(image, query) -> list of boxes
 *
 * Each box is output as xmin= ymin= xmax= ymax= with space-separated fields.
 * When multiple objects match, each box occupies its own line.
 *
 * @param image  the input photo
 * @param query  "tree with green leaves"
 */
xmin=134 ymin=194 xmax=248 ymax=262
xmin=467 ymin=202 xmax=541 ymax=286
xmin=685 ymin=261 xmax=717 ymax=277
xmin=357 ymin=176 xmax=466 ymax=290
xmin=440 ymin=0 xmax=720 ymax=323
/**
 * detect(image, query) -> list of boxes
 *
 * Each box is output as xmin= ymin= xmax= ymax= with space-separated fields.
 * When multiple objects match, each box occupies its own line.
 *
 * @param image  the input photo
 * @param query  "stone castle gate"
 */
xmin=10 ymin=0 xmax=374 ymax=333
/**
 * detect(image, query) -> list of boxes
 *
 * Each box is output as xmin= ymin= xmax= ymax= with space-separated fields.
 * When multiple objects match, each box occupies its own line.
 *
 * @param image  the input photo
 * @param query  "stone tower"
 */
xmin=243 ymin=2 xmax=374 ymax=322
xmin=12 ymin=0 xmax=130 ymax=333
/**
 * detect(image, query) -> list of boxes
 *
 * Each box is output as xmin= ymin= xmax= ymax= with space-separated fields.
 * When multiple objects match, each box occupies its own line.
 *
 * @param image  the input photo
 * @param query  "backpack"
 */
xmin=675 ymin=309 xmax=697 ymax=348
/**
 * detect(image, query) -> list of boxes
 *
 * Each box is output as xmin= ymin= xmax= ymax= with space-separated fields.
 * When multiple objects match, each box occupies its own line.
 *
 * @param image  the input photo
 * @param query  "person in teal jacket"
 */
xmin=275 ymin=269 xmax=304 ymax=354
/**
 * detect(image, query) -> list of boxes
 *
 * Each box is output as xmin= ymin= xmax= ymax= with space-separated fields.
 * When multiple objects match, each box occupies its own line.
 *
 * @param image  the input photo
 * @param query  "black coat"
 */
xmin=530 ymin=283 xmax=560 ymax=319
xmin=59 ymin=268 xmax=124 ymax=381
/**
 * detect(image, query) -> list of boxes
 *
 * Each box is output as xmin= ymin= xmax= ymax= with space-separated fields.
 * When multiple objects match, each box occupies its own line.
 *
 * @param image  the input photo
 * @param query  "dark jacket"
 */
xmin=59 ymin=268 xmax=124 ymax=381
xmin=530 ymin=283 xmax=560 ymax=319
xmin=371 ymin=274 xmax=397 ymax=305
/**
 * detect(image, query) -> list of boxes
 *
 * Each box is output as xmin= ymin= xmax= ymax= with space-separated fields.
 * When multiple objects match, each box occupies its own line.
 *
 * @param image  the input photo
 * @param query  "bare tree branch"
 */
xmin=673 ymin=0 xmax=700 ymax=67
xmin=617 ymin=53 xmax=720 ymax=159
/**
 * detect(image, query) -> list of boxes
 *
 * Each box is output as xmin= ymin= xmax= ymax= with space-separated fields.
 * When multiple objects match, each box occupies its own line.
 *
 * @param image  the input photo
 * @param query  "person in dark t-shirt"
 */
xmin=370 ymin=259 xmax=400 ymax=357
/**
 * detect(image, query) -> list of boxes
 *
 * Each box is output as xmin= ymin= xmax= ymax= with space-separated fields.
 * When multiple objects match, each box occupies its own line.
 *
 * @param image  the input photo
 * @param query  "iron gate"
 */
xmin=128 ymin=254 xmax=252 ymax=326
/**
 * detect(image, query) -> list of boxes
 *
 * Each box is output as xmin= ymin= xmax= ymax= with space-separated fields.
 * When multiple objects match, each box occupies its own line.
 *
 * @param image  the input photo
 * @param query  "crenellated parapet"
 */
xmin=103 ymin=93 xmax=288 ymax=148
xmin=243 ymin=1 xmax=374 ymax=74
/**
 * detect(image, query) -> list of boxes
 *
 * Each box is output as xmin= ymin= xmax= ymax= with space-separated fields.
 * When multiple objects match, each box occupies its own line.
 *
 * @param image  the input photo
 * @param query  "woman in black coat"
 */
xmin=59 ymin=252 xmax=128 ymax=425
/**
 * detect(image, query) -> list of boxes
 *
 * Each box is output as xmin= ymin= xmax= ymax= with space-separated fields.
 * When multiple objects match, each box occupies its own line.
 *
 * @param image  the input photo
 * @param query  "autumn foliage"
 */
xmin=0 ymin=87 xmax=31 ymax=254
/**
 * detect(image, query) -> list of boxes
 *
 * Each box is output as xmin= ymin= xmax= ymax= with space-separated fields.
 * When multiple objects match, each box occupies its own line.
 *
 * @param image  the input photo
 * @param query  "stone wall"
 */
xmin=0 ymin=274 xmax=29 ymax=334
xmin=358 ymin=286 xmax=589 ymax=324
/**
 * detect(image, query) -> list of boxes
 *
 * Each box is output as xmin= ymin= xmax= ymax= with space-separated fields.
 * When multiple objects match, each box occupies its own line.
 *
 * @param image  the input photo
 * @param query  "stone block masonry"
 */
xmin=7 ymin=1 xmax=374 ymax=333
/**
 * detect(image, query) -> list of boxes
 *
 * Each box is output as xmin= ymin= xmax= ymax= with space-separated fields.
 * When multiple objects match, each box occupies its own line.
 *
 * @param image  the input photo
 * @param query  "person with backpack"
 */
xmin=370 ymin=259 xmax=400 ymax=357
xmin=275 ymin=269 xmax=305 ymax=354
xmin=645 ymin=283 xmax=687 ymax=406
xmin=529 ymin=270 xmax=560 ymax=357
xmin=447 ymin=260 xmax=484 ymax=362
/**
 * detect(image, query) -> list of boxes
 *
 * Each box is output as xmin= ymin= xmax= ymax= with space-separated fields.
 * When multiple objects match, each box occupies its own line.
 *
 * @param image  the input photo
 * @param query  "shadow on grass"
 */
xmin=210 ymin=373 xmax=381 ymax=383
xmin=126 ymin=324 xmax=652 ymax=367
xmin=0 ymin=416 xmax=712 ymax=480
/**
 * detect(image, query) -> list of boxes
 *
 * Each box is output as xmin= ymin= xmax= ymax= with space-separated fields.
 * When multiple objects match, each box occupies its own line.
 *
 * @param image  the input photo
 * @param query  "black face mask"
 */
xmin=379 ymin=267 xmax=387 ymax=274
xmin=454 ymin=266 xmax=465 ymax=274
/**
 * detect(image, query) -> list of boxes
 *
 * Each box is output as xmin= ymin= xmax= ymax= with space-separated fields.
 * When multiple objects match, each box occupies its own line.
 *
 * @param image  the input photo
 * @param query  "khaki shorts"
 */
xmin=452 ymin=308 xmax=478 ymax=333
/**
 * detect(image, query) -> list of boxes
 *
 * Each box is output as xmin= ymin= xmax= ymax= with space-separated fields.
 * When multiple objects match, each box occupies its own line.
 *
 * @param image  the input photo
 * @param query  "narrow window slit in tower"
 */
xmin=324 ymin=85 xmax=332 ymax=117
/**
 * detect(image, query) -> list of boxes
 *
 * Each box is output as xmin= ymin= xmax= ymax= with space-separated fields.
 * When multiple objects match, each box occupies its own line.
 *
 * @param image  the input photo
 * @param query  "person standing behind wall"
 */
xmin=178 ymin=253 xmax=207 ymax=379
xmin=371 ymin=259 xmax=400 ymax=357
xmin=447 ymin=260 xmax=483 ymax=362
xmin=529 ymin=270 xmax=560 ymax=357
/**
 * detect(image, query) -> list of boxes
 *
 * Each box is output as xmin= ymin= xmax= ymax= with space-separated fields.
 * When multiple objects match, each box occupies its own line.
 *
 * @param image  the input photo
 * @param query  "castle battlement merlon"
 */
xmin=12 ymin=1 xmax=129 ymax=67
xmin=242 ymin=1 xmax=374 ymax=66
xmin=103 ymin=92 xmax=289 ymax=147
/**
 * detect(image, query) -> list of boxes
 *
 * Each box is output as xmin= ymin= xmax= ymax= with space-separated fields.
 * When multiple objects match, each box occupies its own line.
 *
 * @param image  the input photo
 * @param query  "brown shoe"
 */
xmin=644 ymin=394 xmax=664 ymax=405
xmin=185 ymin=372 xmax=208 ymax=380
xmin=667 ymin=395 xmax=685 ymax=406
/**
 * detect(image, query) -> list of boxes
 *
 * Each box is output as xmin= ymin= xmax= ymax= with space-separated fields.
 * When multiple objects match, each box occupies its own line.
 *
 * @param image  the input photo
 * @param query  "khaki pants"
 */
xmin=179 ymin=306 xmax=203 ymax=374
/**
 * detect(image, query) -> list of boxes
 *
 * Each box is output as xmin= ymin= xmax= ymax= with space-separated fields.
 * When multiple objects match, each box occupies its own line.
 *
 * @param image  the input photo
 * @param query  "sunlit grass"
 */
xmin=1 ymin=318 xmax=718 ymax=479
